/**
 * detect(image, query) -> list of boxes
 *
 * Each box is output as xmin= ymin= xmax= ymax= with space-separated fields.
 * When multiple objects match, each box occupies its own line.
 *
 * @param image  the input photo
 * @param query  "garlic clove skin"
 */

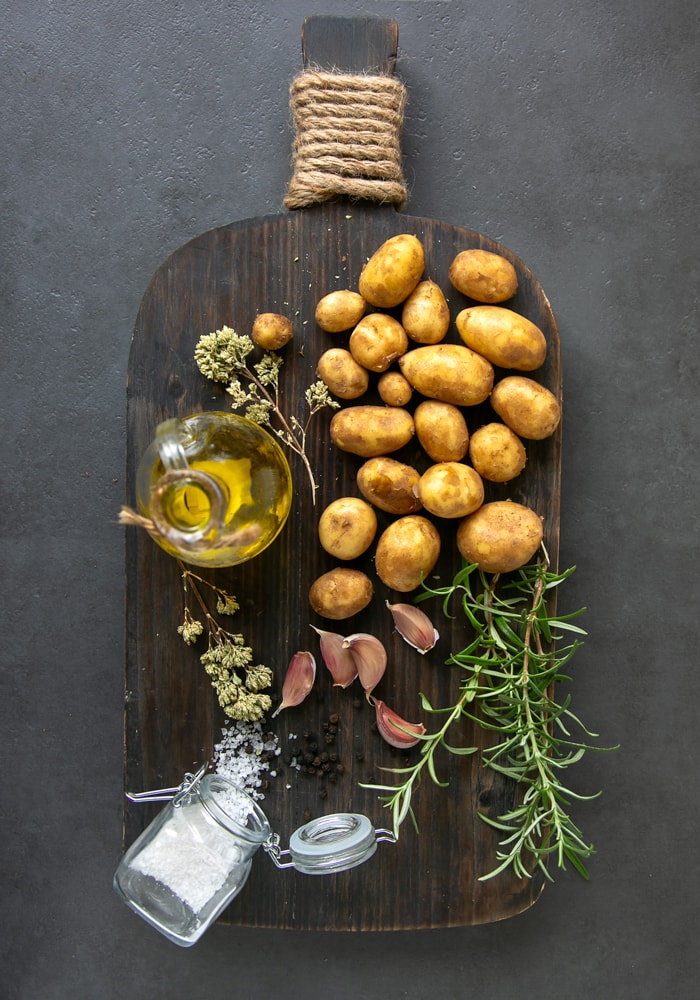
xmin=272 ymin=651 xmax=316 ymax=717
xmin=372 ymin=698 xmax=426 ymax=748
xmin=386 ymin=601 xmax=439 ymax=654
xmin=310 ymin=625 xmax=358 ymax=688
xmin=342 ymin=633 xmax=387 ymax=699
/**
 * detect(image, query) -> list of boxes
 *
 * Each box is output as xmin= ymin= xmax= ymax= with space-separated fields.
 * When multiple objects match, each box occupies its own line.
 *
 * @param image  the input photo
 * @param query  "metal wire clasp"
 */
xmin=125 ymin=762 xmax=209 ymax=808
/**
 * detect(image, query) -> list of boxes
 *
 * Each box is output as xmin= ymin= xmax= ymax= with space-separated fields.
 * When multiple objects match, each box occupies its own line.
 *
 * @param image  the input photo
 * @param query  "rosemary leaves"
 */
xmin=364 ymin=550 xmax=616 ymax=882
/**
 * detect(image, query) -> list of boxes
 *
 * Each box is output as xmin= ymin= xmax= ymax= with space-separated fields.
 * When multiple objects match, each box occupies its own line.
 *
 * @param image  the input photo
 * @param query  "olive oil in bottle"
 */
xmin=136 ymin=412 xmax=293 ymax=568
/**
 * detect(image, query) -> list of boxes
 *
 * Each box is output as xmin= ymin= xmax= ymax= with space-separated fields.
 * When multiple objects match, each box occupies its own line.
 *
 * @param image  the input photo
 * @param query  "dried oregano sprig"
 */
xmin=364 ymin=549 xmax=617 ymax=882
xmin=177 ymin=561 xmax=273 ymax=723
xmin=194 ymin=325 xmax=339 ymax=501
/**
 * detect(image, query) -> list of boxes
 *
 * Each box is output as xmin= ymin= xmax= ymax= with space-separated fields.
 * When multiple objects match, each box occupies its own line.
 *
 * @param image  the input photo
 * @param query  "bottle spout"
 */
xmin=148 ymin=468 xmax=229 ymax=554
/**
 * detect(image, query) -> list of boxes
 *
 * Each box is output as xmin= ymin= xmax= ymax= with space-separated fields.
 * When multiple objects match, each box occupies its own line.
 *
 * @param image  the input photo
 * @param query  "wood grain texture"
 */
xmin=123 ymin=17 xmax=561 ymax=930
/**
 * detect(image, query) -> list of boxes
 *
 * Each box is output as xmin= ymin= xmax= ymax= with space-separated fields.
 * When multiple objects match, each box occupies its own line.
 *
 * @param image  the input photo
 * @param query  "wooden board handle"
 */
xmin=284 ymin=17 xmax=407 ymax=210
xmin=301 ymin=15 xmax=398 ymax=74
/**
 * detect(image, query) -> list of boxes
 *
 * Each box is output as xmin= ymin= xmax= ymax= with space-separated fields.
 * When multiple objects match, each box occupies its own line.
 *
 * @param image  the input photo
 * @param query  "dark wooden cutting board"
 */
xmin=123 ymin=16 xmax=561 ymax=930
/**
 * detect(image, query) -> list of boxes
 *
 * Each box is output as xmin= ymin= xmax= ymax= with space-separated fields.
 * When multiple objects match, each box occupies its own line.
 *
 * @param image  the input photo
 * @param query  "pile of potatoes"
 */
xmin=309 ymin=234 xmax=561 ymax=619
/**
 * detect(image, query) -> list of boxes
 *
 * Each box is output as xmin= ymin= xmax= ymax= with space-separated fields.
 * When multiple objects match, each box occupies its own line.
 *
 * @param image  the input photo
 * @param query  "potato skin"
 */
xmin=490 ymin=376 xmax=561 ymax=440
xmin=413 ymin=400 xmax=469 ymax=462
xmin=375 ymin=515 xmax=441 ymax=593
xmin=456 ymin=305 xmax=547 ymax=371
xmin=330 ymin=405 xmax=415 ymax=457
xmin=377 ymin=371 xmax=413 ymax=407
xmin=356 ymin=457 xmax=423 ymax=515
xmin=315 ymin=290 xmax=367 ymax=333
xmin=468 ymin=422 xmax=527 ymax=483
xmin=317 ymin=348 xmax=369 ymax=400
xmin=251 ymin=312 xmax=294 ymax=350
xmin=418 ymin=462 xmax=484 ymax=519
xmin=448 ymin=249 xmax=518 ymax=303
xmin=349 ymin=313 xmax=409 ymax=372
xmin=318 ymin=497 xmax=377 ymax=560
xmin=309 ymin=568 xmax=374 ymax=620
xmin=456 ymin=501 xmax=543 ymax=574
xmin=401 ymin=280 xmax=450 ymax=344
xmin=358 ymin=234 xmax=425 ymax=308
xmin=398 ymin=343 xmax=494 ymax=406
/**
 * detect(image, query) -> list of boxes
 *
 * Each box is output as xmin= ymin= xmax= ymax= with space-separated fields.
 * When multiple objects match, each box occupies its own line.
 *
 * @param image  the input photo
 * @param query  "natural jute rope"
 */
xmin=283 ymin=70 xmax=408 ymax=210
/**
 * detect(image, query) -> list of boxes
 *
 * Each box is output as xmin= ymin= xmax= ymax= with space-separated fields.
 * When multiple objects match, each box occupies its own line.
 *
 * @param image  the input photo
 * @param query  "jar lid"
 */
xmin=288 ymin=813 xmax=380 ymax=875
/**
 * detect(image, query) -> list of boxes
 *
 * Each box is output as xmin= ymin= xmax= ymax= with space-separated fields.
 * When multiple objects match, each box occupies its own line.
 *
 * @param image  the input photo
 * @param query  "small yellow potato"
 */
xmin=448 ymin=249 xmax=518 ymax=303
xmin=251 ymin=312 xmax=294 ymax=350
xmin=317 ymin=348 xmax=369 ymax=400
xmin=356 ymin=457 xmax=423 ymax=515
xmin=349 ymin=313 xmax=409 ymax=373
xmin=315 ymin=290 xmax=367 ymax=333
xmin=330 ymin=405 xmax=415 ymax=457
xmin=398 ymin=343 xmax=494 ymax=407
xmin=377 ymin=371 xmax=413 ymax=407
xmin=318 ymin=496 xmax=377 ymax=560
xmin=417 ymin=463 xmax=484 ymax=519
xmin=468 ymin=422 xmax=527 ymax=483
xmin=375 ymin=515 xmax=441 ymax=593
xmin=358 ymin=234 xmax=425 ymax=308
xmin=401 ymin=280 xmax=451 ymax=344
xmin=309 ymin=568 xmax=374 ymax=620
xmin=455 ymin=305 xmax=547 ymax=371
xmin=456 ymin=501 xmax=543 ymax=574
xmin=413 ymin=400 xmax=469 ymax=462
xmin=490 ymin=375 xmax=561 ymax=440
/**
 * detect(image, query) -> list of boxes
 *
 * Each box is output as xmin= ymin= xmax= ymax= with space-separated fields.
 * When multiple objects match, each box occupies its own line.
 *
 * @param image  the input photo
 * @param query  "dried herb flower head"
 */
xmin=178 ymin=565 xmax=274 ymax=724
xmin=194 ymin=327 xmax=255 ymax=381
xmin=194 ymin=324 xmax=339 ymax=502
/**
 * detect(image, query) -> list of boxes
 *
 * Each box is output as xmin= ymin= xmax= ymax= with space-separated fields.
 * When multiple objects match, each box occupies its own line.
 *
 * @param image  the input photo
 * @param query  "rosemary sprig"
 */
xmin=364 ymin=549 xmax=616 ymax=882
xmin=194 ymin=325 xmax=339 ymax=501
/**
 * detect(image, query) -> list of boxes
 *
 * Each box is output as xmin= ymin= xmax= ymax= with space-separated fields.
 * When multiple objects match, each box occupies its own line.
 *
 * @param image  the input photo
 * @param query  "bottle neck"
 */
xmin=148 ymin=468 xmax=228 ymax=554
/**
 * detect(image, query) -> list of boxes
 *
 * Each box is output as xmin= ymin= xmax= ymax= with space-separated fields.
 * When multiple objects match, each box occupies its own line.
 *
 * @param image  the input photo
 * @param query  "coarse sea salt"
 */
xmin=213 ymin=720 xmax=281 ymax=802
xmin=131 ymin=801 xmax=246 ymax=913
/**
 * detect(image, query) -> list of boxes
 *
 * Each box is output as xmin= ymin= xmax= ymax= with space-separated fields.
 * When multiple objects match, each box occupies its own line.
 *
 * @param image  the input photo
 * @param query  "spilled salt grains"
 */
xmin=214 ymin=720 xmax=281 ymax=803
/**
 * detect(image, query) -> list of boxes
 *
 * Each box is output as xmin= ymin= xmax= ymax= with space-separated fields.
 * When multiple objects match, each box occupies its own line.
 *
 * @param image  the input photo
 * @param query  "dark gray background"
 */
xmin=3 ymin=0 xmax=697 ymax=997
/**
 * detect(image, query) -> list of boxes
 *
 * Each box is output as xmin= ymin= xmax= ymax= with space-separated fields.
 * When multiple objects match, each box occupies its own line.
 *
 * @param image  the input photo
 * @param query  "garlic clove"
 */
xmin=271 ymin=651 xmax=316 ymax=717
xmin=342 ymin=633 xmax=387 ymax=699
xmin=310 ymin=625 xmax=358 ymax=688
xmin=372 ymin=698 xmax=426 ymax=749
xmin=386 ymin=601 xmax=439 ymax=654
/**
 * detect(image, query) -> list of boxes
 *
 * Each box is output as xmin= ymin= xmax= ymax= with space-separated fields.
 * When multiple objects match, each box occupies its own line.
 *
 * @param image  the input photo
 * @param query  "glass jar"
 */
xmin=135 ymin=412 xmax=293 ymax=568
xmin=113 ymin=773 xmax=271 ymax=947
xmin=115 ymin=768 xmax=396 ymax=946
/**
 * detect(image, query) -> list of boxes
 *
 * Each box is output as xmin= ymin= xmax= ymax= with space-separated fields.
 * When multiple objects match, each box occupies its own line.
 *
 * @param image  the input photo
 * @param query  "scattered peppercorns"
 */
xmin=283 ymin=711 xmax=355 ymax=800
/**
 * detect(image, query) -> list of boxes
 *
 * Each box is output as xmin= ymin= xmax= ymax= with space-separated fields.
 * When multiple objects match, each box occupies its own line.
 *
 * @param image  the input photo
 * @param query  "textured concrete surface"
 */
xmin=2 ymin=1 xmax=697 ymax=997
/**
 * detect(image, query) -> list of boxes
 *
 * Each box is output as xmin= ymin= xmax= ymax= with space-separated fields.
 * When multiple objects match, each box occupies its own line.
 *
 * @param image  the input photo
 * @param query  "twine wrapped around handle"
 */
xmin=283 ymin=69 xmax=408 ymax=210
